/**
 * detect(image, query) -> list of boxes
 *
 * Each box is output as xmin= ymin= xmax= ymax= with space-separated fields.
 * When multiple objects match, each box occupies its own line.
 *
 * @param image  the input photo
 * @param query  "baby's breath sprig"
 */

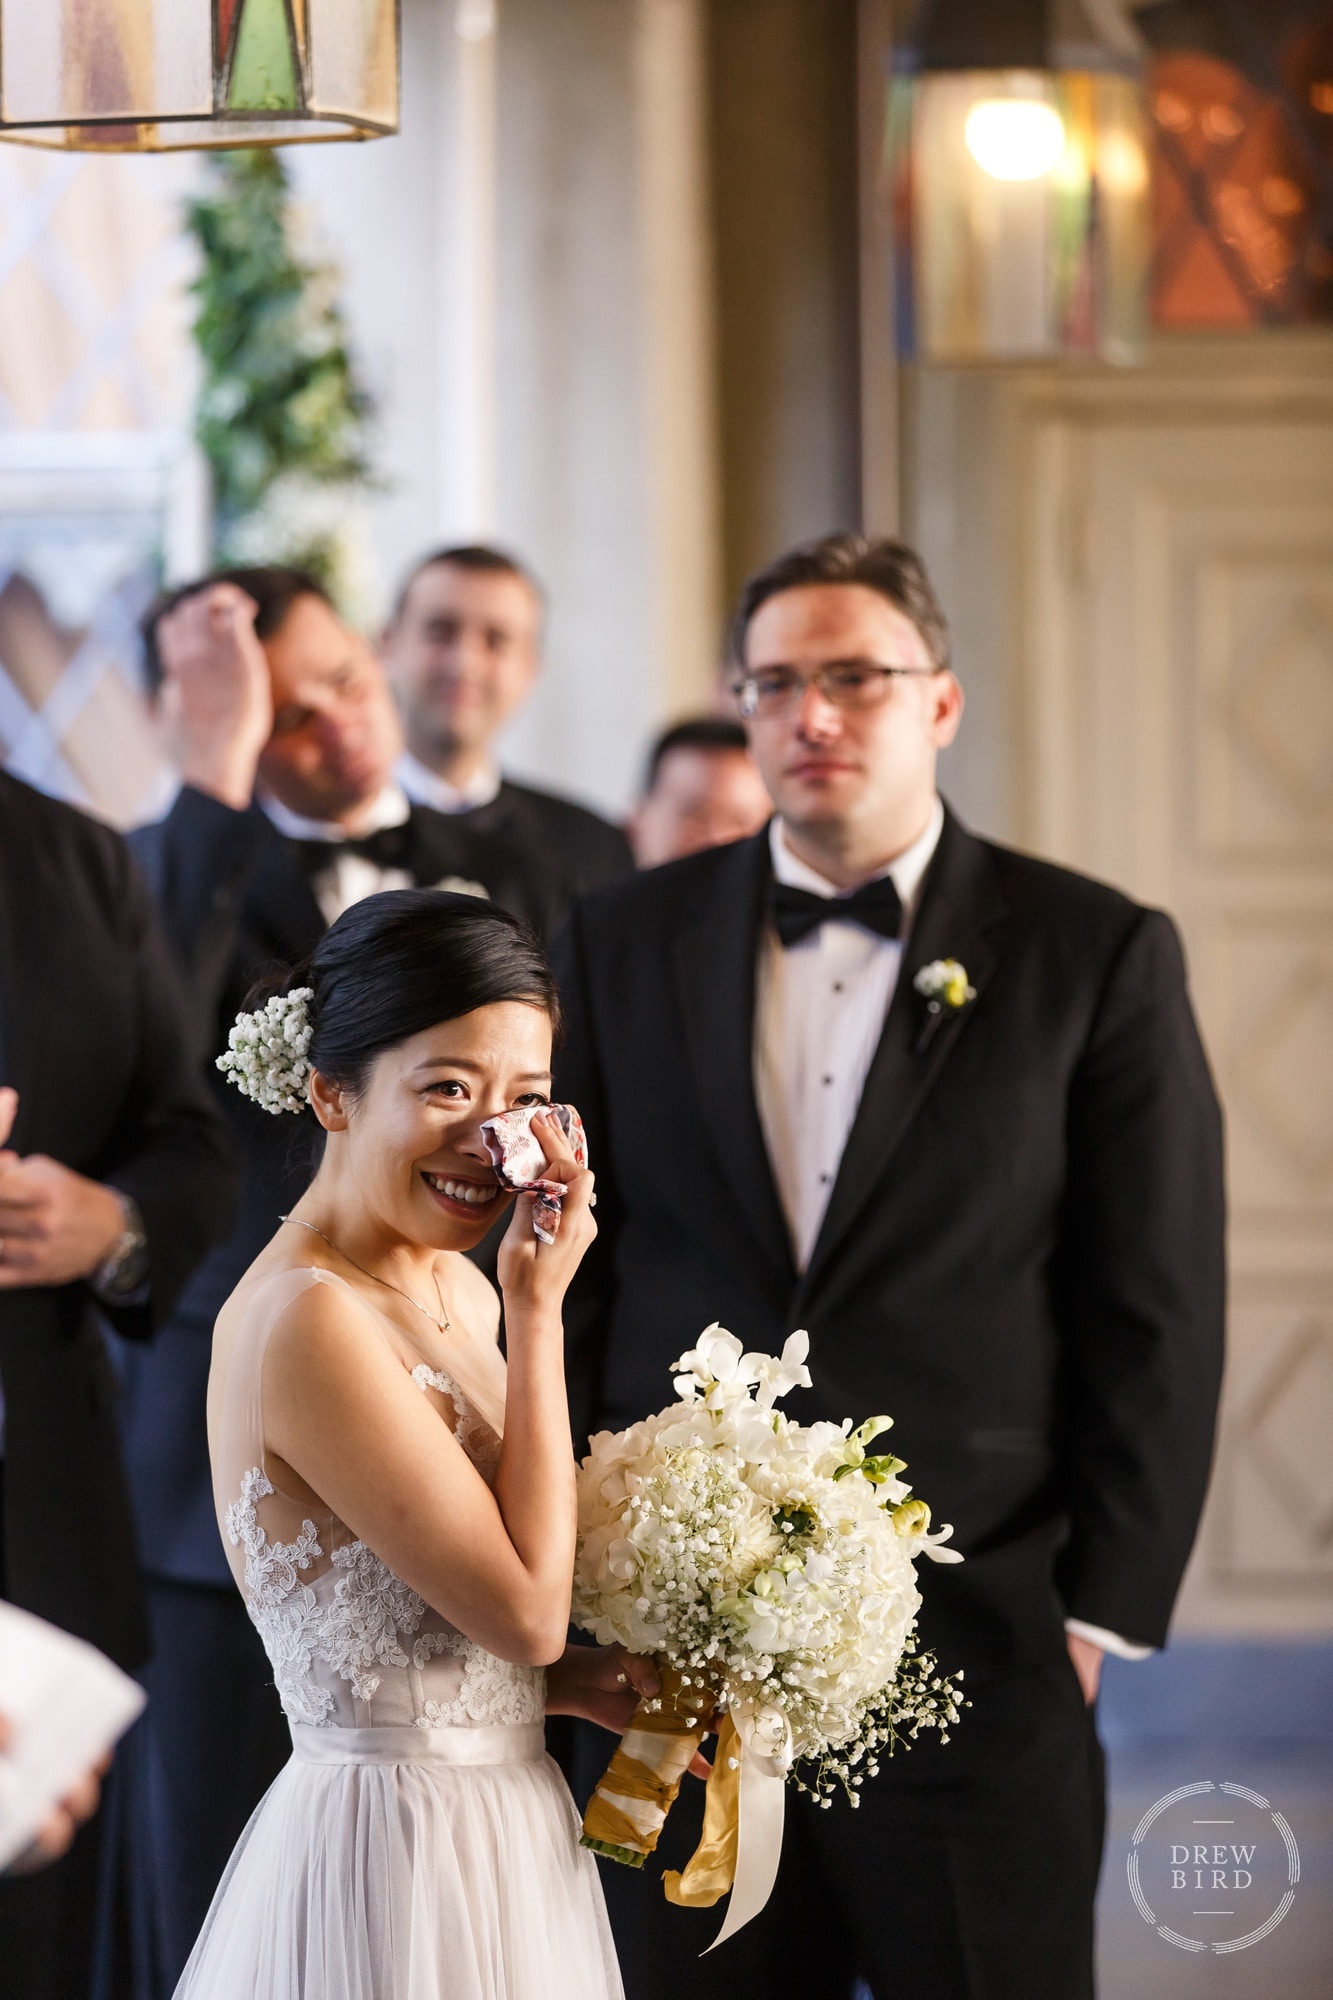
xmin=790 ymin=1641 xmax=968 ymax=1809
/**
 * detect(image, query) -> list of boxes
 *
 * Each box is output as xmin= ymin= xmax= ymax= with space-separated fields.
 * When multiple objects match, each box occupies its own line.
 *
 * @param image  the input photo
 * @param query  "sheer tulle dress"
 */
xmin=174 ymin=1264 xmax=622 ymax=2000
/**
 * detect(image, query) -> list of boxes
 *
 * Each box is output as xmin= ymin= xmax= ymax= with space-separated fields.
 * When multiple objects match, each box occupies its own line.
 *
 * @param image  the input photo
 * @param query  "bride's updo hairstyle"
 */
xmin=256 ymin=889 xmax=559 ymax=1115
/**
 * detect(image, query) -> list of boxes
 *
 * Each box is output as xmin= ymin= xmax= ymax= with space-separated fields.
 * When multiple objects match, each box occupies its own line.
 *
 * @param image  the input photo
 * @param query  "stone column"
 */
xmin=493 ymin=0 xmax=721 ymax=809
xmin=705 ymin=0 xmax=863 ymax=605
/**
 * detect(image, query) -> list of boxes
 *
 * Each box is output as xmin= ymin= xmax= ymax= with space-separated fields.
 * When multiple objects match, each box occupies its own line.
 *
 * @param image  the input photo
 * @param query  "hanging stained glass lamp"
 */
xmin=0 ymin=0 xmax=399 ymax=151
xmin=891 ymin=0 xmax=1151 ymax=364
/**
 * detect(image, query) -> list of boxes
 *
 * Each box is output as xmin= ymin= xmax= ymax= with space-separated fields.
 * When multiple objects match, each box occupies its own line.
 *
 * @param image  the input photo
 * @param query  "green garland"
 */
xmin=185 ymin=148 xmax=373 ymax=595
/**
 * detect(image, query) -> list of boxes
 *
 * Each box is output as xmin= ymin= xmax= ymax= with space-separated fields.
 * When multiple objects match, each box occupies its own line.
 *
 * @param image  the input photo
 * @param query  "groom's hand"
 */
xmin=1066 ymin=1631 xmax=1103 ymax=1705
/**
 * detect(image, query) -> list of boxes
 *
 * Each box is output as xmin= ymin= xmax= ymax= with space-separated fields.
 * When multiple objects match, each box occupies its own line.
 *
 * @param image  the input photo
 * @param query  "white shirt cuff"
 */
xmin=1064 ymin=1617 xmax=1155 ymax=1662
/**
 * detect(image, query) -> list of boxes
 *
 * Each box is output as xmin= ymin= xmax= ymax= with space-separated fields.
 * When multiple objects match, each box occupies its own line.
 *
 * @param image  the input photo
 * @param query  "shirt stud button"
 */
xmin=832 ymin=981 xmax=845 ymax=993
xmin=822 ymin=1075 xmax=833 ymax=1086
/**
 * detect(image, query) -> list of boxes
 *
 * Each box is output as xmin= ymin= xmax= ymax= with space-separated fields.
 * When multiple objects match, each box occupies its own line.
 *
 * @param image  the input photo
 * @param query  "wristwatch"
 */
xmin=92 ymin=1193 xmax=150 ymax=1301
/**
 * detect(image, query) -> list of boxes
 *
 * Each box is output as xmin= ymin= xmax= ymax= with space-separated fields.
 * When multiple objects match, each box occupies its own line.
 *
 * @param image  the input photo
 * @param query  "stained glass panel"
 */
xmin=0 ymin=0 xmax=392 ymax=147
xmin=306 ymin=0 xmax=399 ymax=130
xmin=227 ymin=0 xmax=302 ymax=114
xmin=892 ymin=67 xmax=1149 ymax=363
xmin=0 ymin=4 xmax=212 ymax=126
xmin=215 ymin=0 xmax=242 ymax=78
xmin=1147 ymin=18 xmax=1333 ymax=327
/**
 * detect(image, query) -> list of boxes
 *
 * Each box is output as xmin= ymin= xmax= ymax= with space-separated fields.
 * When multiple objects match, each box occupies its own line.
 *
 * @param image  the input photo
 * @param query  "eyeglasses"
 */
xmin=730 ymin=660 xmax=942 ymax=719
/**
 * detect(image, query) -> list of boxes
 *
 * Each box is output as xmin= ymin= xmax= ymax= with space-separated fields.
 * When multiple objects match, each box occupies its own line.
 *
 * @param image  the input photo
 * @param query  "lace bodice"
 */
xmin=210 ymin=1266 xmax=544 ymax=1732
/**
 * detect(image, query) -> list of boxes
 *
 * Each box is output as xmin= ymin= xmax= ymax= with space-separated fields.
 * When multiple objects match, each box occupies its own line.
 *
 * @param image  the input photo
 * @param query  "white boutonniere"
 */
xmin=914 ymin=959 xmax=976 ymax=1011
xmin=912 ymin=958 xmax=977 ymax=1051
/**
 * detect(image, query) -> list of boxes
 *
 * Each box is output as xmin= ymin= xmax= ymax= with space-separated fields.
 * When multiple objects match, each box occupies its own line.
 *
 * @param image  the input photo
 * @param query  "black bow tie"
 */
xmin=292 ymin=821 xmax=413 ymax=878
xmin=771 ymin=875 xmax=903 ymax=948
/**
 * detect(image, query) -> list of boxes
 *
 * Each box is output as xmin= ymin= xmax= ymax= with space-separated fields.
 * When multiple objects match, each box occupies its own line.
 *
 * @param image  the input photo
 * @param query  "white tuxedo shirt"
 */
xmin=259 ymin=784 xmax=417 ymax=924
xmin=396 ymin=752 xmax=502 ymax=815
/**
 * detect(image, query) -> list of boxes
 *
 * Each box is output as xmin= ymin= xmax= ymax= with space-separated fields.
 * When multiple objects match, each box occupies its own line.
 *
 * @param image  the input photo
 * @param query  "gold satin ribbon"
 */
xmin=581 ymin=1793 xmax=653 ymax=1860
xmin=668 ymin=1702 xmax=794 ymax=1952
xmin=581 ymin=1664 xmax=714 ymax=1864
xmin=662 ymin=1711 xmax=740 ymax=1907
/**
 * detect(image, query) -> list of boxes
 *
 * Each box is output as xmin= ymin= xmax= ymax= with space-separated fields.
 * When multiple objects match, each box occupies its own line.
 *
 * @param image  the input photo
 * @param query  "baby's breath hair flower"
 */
xmin=216 ymin=988 xmax=314 ymax=1115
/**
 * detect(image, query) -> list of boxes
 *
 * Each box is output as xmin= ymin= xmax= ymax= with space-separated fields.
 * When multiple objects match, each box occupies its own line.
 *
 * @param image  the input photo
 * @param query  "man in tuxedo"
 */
xmin=381 ymin=543 xmax=635 ymax=902
xmin=112 ymin=566 xmax=565 ymax=1995
xmin=555 ymin=534 xmax=1225 ymax=2000
xmin=0 ymin=770 xmax=234 ymax=1999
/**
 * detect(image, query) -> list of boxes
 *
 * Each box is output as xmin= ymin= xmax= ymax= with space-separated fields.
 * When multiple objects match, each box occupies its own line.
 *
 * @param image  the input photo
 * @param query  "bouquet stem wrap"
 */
xmin=582 ymin=1664 xmax=794 ymax=1954
xmin=581 ymin=1664 xmax=713 ymax=1868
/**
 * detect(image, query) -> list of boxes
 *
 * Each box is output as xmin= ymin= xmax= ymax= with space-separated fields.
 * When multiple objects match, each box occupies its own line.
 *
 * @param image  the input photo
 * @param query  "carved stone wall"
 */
xmin=0 ymin=142 xmax=195 ymax=824
xmin=913 ymin=335 xmax=1333 ymax=1635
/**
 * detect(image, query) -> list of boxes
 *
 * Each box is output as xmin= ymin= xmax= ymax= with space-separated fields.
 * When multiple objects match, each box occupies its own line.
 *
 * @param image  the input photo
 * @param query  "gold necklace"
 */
xmin=279 ymin=1216 xmax=452 ymax=1333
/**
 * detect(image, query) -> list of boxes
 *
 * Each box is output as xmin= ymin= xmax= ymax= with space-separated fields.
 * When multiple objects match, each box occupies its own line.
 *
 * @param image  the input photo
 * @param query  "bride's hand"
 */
xmin=544 ymin=1644 xmax=713 ymax=1778
xmin=495 ymin=1109 xmax=595 ymax=1320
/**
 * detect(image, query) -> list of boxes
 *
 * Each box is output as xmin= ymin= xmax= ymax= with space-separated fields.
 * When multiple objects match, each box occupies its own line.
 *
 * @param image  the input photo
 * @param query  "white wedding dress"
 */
xmin=174 ymin=1265 xmax=622 ymax=2000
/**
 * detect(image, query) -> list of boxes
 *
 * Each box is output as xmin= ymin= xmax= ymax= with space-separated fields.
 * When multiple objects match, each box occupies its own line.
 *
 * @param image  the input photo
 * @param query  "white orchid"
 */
xmin=672 ymin=1323 xmax=748 ymax=1402
xmin=747 ymin=1329 xmax=813 ymax=1409
xmin=673 ymin=1323 xmax=813 ymax=1415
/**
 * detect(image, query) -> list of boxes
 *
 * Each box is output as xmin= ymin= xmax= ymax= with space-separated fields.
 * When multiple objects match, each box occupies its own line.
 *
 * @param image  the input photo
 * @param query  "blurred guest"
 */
xmin=0 ymin=773 xmax=234 ymax=2000
xmin=381 ymin=544 xmax=634 ymax=904
xmin=629 ymin=716 xmax=772 ymax=868
xmin=111 ymin=568 xmax=563 ymax=1997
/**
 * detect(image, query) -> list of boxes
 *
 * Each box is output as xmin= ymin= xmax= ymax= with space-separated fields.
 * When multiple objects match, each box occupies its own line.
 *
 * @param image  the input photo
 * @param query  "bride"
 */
xmin=175 ymin=888 xmax=646 ymax=2000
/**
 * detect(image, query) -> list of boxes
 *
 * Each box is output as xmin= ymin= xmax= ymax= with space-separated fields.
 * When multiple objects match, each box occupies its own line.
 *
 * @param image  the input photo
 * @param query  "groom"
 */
xmin=554 ymin=533 xmax=1225 ymax=2000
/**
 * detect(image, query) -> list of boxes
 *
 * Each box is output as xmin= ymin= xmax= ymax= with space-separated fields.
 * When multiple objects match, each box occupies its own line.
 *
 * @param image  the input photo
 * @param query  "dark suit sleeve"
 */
xmin=95 ymin=841 xmax=238 ymax=1342
xmin=551 ymin=904 xmax=619 ymax=1451
xmin=130 ymin=784 xmax=271 ymax=1044
xmin=1054 ymin=908 xmax=1225 ymax=1648
xmin=567 ymin=816 xmax=634 ymax=895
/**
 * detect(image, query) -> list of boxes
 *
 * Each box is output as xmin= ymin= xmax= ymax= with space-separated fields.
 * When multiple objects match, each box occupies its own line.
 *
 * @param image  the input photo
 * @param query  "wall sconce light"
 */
xmin=891 ymin=0 xmax=1151 ymax=363
xmin=0 ymin=0 xmax=400 ymax=152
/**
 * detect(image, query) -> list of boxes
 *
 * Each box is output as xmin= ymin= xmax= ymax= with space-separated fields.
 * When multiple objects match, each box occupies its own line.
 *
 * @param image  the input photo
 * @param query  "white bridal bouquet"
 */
xmin=573 ymin=1325 xmax=964 ymax=1945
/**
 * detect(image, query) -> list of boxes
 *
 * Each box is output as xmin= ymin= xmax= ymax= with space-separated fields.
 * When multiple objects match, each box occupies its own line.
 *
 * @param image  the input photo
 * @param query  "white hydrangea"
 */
xmin=216 ymin=988 xmax=314 ymax=1115
xmin=573 ymin=1324 xmax=964 ymax=1800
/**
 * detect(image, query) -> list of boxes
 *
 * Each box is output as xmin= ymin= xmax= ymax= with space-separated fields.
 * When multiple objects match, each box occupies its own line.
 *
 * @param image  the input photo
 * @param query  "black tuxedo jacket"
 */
xmin=460 ymin=779 xmax=634 ymax=906
xmin=0 ymin=773 xmax=235 ymax=1666
xmin=554 ymin=807 xmax=1226 ymax=1687
xmin=118 ymin=784 xmax=566 ymax=1585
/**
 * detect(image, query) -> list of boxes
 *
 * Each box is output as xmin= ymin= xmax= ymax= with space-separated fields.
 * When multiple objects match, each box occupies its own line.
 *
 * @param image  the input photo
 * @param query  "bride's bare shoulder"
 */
xmin=260 ymin=1269 xmax=407 ymax=1410
xmin=445 ymin=1250 xmax=502 ymax=1344
xmin=218 ymin=1242 xmax=340 ymax=1327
